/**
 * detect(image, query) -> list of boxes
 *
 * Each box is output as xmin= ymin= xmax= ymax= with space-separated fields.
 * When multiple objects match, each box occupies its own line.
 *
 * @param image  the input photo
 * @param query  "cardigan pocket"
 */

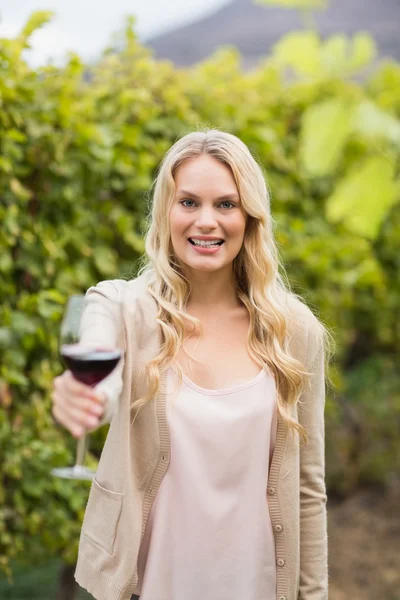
xmin=82 ymin=478 xmax=123 ymax=556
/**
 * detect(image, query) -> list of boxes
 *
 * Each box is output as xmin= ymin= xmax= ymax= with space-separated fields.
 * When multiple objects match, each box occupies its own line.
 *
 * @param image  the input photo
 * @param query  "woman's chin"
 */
xmin=181 ymin=258 xmax=228 ymax=274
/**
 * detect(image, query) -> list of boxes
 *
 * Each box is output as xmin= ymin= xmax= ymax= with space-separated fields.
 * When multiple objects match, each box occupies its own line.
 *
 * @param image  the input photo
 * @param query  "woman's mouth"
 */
xmin=188 ymin=237 xmax=225 ymax=254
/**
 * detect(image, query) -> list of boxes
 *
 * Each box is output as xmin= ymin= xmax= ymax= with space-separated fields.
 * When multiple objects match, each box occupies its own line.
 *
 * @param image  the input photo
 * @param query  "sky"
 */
xmin=0 ymin=0 xmax=230 ymax=65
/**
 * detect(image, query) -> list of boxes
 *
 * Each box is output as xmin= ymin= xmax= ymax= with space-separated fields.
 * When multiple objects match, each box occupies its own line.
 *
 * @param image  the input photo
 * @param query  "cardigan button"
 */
xmin=275 ymin=524 xmax=283 ymax=532
xmin=267 ymin=486 xmax=276 ymax=495
xmin=279 ymin=596 xmax=287 ymax=600
xmin=277 ymin=558 xmax=285 ymax=567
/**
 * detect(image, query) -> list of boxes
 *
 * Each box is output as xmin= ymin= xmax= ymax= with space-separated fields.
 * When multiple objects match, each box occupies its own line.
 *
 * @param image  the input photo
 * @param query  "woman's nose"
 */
xmin=195 ymin=207 xmax=218 ymax=227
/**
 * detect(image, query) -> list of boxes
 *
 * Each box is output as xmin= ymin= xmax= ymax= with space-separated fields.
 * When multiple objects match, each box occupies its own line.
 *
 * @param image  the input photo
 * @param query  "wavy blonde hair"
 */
xmin=134 ymin=128 xmax=333 ymax=444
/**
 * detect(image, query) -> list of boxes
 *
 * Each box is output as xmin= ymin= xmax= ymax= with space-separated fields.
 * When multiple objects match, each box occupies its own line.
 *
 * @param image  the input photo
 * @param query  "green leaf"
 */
xmin=93 ymin=247 xmax=118 ymax=276
xmin=3 ymin=369 xmax=28 ymax=387
xmin=321 ymin=35 xmax=347 ymax=69
xmin=350 ymin=32 xmax=376 ymax=70
xmin=0 ymin=252 xmax=13 ymax=274
xmin=300 ymin=98 xmax=354 ymax=176
xmin=273 ymin=32 xmax=322 ymax=76
xmin=19 ymin=11 xmax=54 ymax=42
xmin=10 ymin=312 xmax=37 ymax=335
xmin=37 ymin=290 xmax=65 ymax=305
xmin=320 ymin=33 xmax=376 ymax=75
xmin=325 ymin=156 xmax=399 ymax=239
xmin=354 ymin=100 xmax=400 ymax=145
xmin=10 ymin=178 xmax=33 ymax=202
xmin=0 ymin=328 xmax=12 ymax=349
xmin=37 ymin=292 xmax=64 ymax=320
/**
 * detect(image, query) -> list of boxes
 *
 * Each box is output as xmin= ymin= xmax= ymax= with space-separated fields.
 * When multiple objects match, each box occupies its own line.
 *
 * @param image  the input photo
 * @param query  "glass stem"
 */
xmin=75 ymin=433 xmax=88 ymax=467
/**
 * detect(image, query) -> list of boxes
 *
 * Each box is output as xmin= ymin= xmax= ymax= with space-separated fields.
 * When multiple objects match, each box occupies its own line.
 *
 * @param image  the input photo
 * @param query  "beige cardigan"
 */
xmin=74 ymin=270 xmax=328 ymax=600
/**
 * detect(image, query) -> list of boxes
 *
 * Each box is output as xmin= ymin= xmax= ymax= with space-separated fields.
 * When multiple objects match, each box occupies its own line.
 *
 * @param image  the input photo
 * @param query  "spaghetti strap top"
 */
xmin=133 ymin=366 xmax=278 ymax=600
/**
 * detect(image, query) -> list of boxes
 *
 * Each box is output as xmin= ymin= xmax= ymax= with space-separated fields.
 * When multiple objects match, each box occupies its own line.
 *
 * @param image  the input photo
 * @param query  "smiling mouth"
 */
xmin=188 ymin=238 xmax=225 ymax=247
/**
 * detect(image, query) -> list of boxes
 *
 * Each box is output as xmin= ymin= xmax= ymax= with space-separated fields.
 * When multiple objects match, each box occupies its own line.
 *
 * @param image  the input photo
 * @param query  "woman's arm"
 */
xmin=80 ymin=280 xmax=126 ymax=426
xmin=297 ymin=335 xmax=328 ymax=600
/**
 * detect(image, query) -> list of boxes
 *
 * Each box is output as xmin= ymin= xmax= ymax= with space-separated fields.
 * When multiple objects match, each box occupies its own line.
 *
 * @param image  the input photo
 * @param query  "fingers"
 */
xmin=52 ymin=402 xmax=86 ymax=438
xmin=54 ymin=371 xmax=97 ymax=402
xmin=52 ymin=394 xmax=101 ymax=437
xmin=51 ymin=371 xmax=106 ymax=436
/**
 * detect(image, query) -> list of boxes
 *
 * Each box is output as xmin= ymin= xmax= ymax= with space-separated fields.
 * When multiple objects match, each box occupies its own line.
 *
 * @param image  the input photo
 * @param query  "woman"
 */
xmin=52 ymin=129 xmax=332 ymax=600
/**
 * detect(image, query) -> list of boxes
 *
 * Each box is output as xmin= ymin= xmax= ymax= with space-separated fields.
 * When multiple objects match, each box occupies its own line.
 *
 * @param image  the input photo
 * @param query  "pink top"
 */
xmin=133 ymin=365 xmax=278 ymax=600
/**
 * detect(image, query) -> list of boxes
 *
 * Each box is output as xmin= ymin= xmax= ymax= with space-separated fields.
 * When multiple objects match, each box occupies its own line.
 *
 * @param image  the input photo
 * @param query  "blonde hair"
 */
xmin=134 ymin=128 xmax=333 ymax=444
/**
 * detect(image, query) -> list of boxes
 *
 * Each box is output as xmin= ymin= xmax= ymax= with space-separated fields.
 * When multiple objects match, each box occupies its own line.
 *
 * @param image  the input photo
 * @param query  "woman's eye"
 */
xmin=180 ymin=199 xmax=235 ymax=209
xmin=181 ymin=199 xmax=196 ymax=207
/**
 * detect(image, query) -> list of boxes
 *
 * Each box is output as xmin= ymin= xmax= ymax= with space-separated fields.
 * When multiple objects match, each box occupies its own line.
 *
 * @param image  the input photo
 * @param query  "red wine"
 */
xmin=61 ymin=344 xmax=122 ymax=387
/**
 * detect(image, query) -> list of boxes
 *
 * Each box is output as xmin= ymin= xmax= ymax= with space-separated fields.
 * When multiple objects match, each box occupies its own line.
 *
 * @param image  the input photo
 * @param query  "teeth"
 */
xmin=191 ymin=239 xmax=222 ymax=247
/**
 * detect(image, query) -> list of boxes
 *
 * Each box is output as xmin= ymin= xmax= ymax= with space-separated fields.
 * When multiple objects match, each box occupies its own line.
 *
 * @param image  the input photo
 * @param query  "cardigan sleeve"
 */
xmin=80 ymin=280 xmax=126 ymax=427
xmin=297 ymin=330 xmax=328 ymax=600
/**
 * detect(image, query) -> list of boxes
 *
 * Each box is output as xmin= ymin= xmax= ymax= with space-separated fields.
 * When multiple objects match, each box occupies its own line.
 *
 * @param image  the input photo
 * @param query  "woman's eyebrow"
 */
xmin=177 ymin=189 xmax=240 ymax=200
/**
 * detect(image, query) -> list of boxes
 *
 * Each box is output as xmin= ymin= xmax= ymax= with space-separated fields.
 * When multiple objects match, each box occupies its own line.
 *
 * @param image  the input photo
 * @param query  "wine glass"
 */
xmin=51 ymin=295 xmax=122 ymax=481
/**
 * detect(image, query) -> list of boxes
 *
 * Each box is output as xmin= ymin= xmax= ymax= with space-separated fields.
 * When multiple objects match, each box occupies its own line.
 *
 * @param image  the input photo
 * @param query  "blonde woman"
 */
xmin=51 ymin=129 xmax=332 ymax=600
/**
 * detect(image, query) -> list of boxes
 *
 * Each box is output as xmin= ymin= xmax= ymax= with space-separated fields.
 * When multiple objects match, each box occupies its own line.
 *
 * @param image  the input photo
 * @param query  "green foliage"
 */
xmin=1 ymin=12 xmax=399 ymax=576
xmin=272 ymin=31 xmax=377 ymax=78
xmin=300 ymin=98 xmax=354 ymax=175
xmin=18 ymin=11 xmax=55 ymax=43
xmin=270 ymin=30 xmax=400 ymax=241
xmin=326 ymin=356 xmax=400 ymax=495
xmin=0 ymin=558 xmax=91 ymax=598
xmin=325 ymin=156 xmax=398 ymax=239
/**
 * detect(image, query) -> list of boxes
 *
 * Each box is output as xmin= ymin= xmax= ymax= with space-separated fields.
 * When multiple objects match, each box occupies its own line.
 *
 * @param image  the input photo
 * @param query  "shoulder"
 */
xmin=86 ymin=270 xmax=158 ymax=332
xmin=279 ymin=289 xmax=324 ymax=365
xmin=284 ymin=291 xmax=320 ymax=328
xmin=86 ymin=270 xmax=155 ymax=304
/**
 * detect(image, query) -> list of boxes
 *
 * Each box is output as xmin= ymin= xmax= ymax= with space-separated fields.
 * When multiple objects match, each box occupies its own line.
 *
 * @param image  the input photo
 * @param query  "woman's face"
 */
xmin=169 ymin=155 xmax=247 ymax=275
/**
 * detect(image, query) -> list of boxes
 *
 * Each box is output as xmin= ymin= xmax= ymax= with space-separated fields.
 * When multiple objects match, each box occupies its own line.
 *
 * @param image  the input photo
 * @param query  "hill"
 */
xmin=144 ymin=0 xmax=400 ymax=67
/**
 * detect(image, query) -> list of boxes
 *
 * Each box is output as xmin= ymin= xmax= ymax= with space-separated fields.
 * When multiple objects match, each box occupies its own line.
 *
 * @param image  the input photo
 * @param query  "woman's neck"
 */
xmin=185 ymin=269 xmax=241 ymax=312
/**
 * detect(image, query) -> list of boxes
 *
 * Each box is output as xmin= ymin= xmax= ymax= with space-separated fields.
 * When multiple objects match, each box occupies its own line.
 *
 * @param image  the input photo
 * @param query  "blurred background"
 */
xmin=0 ymin=0 xmax=399 ymax=598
